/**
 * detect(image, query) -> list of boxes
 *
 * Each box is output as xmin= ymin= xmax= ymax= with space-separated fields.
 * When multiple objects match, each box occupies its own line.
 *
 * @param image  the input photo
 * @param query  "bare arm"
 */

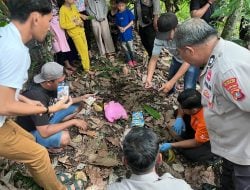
xmin=191 ymin=0 xmax=215 ymax=18
xmin=124 ymin=20 xmax=134 ymax=31
xmin=118 ymin=21 xmax=134 ymax=33
xmin=80 ymin=14 xmax=88 ymax=20
xmin=152 ymin=0 xmax=160 ymax=31
xmin=153 ymin=15 xmax=159 ymax=31
xmin=36 ymin=118 xmax=87 ymax=138
xmin=0 ymin=86 xmax=72 ymax=116
xmin=0 ymin=86 xmax=47 ymax=116
xmin=168 ymin=61 xmax=190 ymax=84
xmin=145 ymin=55 xmax=159 ymax=88
xmin=159 ymin=61 xmax=190 ymax=93
xmin=18 ymin=94 xmax=44 ymax=106
xmin=171 ymin=138 xmax=202 ymax=149
xmin=72 ymin=94 xmax=95 ymax=104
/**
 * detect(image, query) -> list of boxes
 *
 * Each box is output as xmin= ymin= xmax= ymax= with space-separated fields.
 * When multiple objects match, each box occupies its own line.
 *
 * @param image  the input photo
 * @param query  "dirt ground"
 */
xmin=0 ymin=34 xmax=220 ymax=190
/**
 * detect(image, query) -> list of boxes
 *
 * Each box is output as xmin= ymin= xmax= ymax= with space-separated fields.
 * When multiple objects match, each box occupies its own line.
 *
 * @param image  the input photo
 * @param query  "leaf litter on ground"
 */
xmin=0 ymin=33 xmax=221 ymax=190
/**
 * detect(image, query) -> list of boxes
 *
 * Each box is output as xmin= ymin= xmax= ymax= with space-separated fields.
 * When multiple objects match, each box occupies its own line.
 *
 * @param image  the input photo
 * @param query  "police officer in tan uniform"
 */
xmin=174 ymin=18 xmax=250 ymax=190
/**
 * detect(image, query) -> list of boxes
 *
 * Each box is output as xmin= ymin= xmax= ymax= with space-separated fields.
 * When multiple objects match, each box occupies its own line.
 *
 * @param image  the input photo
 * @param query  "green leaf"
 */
xmin=0 ymin=21 xmax=7 ymax=26
xmin=143 ymin=105 xmax=161 ymax=120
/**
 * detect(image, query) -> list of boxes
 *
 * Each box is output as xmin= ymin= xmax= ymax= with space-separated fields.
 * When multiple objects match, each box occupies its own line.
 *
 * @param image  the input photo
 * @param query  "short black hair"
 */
xmin=7 ymin=0 xmax=52 ymax=23
xmin=177 ymin=89 xmax=202 ymax=109
xmin=116 ymin=0 xmax=127 ymax=4
xmin=123 ymin=127 xmax=159 ymax=174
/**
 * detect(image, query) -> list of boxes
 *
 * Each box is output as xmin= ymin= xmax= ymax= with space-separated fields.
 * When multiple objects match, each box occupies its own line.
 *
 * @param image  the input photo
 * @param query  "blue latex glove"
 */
xmin=160 ymin=143 xmax=172 ymax=152
xmin=172 ymin=117 xmax=186 ymax=135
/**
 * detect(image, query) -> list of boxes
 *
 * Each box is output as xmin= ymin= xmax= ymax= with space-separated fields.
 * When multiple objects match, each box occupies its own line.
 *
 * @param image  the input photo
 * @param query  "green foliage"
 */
xmin=143 ymin=105 xmax=161 ymax=120
xmin=0 ymin=0 xmax=9 ymax=26
xmin=175 ymin=0 xmax=190 ymax=22
xmin=213 ymin=0 xmax=250 ymax=20
xmin=0 ymin=0 xmax=54 ymax=84
xmin=13 ymin=171 xmax=42 ymax=190
xmin=27 ymin=31 xmax=54 ymax=83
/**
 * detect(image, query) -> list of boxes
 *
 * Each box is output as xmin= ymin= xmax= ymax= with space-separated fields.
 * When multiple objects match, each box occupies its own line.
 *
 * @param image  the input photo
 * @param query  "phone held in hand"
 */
xmin=57 ymin=81 xmax=69 ymax=100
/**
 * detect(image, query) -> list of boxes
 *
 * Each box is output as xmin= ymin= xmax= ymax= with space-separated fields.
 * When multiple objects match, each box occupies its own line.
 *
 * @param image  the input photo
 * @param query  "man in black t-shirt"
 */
xmin=190 ymin=0 xmax=215 ymax=24
xmin=17 ymin=62 xmax=90 ymax=152
xmin=134 ymin=0 xmax=160 ymax=57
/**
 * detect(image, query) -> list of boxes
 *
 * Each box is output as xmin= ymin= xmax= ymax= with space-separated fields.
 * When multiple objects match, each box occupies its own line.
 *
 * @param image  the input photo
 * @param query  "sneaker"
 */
xmin=132 ymin=60 xmax=137 ymax=66
xmin=128 ymin=61 xmax=134 ymax=67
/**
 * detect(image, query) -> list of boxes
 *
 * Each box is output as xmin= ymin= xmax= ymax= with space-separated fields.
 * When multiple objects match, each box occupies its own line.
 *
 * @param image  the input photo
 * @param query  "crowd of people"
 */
xmin=0 ymin=0 xmax=250 ymax=190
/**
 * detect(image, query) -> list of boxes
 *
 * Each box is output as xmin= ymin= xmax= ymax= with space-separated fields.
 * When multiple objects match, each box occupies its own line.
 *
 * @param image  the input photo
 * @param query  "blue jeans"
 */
xmin=31 ymin=104 xmax=80 ymax=148
xmin=168 ymin=57 xmax=199 ymax=93
xmin=121 ymin=40 xmax=134 ymax=62
xmin=49 ymin=104 xmax=79 ymax=124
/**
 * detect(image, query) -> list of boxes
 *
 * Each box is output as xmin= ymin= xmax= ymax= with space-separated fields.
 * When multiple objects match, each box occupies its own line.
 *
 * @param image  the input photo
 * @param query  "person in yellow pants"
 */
xmin=59 ymin=0 xmax=92 ymax=73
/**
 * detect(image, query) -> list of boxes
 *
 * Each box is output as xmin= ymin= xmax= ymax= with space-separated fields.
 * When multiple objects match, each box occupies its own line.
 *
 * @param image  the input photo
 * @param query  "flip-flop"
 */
xmin=48 ymin=148 xmax=64 ymax=156
xmin=67 ymin=179 xmax=84 ymax=190
xmin=57 ymin=172 xmax=72 ymax=184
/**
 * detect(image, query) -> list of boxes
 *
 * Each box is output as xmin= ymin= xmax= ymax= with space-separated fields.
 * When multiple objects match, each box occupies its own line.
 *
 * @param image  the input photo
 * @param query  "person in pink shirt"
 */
xmin=50 ymin=0 xmax=76 ymax=74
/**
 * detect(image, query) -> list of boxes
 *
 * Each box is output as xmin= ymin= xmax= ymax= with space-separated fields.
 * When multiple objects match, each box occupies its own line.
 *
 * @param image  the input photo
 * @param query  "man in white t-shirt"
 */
xmin=0 ymin=0 xmax=73 ymax=189
xmin=107 ymin=127 xmax=192 ymax=190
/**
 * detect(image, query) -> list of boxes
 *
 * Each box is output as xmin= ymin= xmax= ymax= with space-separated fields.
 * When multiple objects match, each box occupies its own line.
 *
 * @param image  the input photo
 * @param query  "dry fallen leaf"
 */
xmin=85 ymin=166 xmax=107 ymax=188
xmin=75 ymin=171 xmax=88 ymax=181
xmin=79 ymin=130 xmax=97 ymax=138
xmin=72 ymin=134 xmax=82 ymax=143
xmin=98 ymin=150 xmax=108 ymax=157
xmin=58 ymin=156 xmax=69 ymax=164
xmin=91 ymin=156 xmax=120 ymax=167
xmin=106 ymin=137 xmax=120 ymax=147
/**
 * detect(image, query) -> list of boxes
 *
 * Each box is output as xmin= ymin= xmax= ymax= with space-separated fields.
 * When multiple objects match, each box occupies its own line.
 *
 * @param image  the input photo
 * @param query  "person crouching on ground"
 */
xmin=16 ymin=62 xmax=92 ymax=154
xmin=108 ymin=127 xmax=192 ymax=190
xmin=160 ymin=89 xmax=214 ymax=162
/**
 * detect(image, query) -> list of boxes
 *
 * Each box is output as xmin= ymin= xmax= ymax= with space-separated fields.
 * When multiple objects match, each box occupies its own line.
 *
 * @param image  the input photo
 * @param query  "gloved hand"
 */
xmin=172 ymin=117 xmax=186 ymax=135
xmin=160 ymin=143 xmax=172 ymax=152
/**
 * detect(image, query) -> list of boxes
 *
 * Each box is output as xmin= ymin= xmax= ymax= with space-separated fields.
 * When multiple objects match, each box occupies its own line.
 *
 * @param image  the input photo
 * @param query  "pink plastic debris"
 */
xmin=104 ymin=101 xmax=128 ymax=123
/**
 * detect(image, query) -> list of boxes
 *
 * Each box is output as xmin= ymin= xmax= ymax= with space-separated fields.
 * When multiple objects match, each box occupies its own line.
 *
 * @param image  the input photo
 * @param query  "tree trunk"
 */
xmin=221 ymin=0 xmax=244 ymax=40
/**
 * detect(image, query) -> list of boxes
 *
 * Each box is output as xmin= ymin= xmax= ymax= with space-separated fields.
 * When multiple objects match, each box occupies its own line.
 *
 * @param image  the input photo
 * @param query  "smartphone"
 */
xmin=57 ymin=84 xmax=69 ymax=100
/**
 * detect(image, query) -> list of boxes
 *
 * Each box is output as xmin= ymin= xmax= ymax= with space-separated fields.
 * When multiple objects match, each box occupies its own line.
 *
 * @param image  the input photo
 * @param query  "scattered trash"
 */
xmin=93 ymin=103 xmax=103 ymax=112
xmin=85 ymin=96 xmax=96 ymax=106
xmin=76 ymin=163 xmax=86 ymax=170
xmin=75 ymin=171 xmax=88 ymax=181
xmin=131 ymin=111 xmax=144 ymax=127
xmin=104 ymin=101 xmax=128 ymax=123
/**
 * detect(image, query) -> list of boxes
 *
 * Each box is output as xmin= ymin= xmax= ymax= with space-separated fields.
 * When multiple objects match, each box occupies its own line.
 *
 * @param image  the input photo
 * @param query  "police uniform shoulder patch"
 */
xmin=223 ymin=78 xmax=245 ymax=101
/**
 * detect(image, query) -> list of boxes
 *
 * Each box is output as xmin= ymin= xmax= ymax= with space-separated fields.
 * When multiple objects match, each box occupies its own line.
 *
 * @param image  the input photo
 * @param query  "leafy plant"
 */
xmin=0 ymin=0 xmax=9 ymax=26
xmin=143 ymin=104 xmax=161 ymax=120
